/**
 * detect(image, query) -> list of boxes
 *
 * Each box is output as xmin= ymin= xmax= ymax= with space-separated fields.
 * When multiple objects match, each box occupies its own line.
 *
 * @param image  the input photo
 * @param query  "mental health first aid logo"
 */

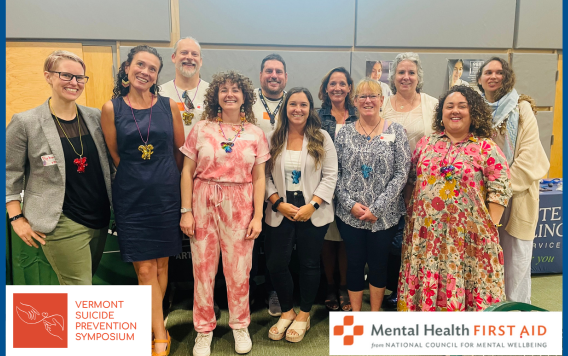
xmin=13 ymin=293 xmax=68 ymax=348
xmin=334 ymin=315 xmax=364 ymax=345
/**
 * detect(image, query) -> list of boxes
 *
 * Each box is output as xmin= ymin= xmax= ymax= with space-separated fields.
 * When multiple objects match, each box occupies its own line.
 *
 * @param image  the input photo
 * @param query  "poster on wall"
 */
xmin=365 ymin=60 xmax=393 ymax=96
xmin=447 ymin=59 xmax=486 ymax=92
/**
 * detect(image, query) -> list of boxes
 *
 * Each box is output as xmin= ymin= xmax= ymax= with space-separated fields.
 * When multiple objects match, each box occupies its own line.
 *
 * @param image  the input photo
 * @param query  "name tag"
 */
xmin=239 ymin=133 xmax=256 ymax=141
xmin=41 ymin=154 xmax=57 ymax=166
xmin=194 ymin=103 xmax=204 ymax=110
xmin=379 ymin=134 xmax=395 ymax=142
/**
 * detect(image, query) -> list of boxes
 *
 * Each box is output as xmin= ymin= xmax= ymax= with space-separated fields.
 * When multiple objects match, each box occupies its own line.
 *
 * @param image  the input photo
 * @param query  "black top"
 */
xmin=318 ymin=106 xmax=358 ymax=143
xmin=52 ymin=112 xmax=110 ymax=229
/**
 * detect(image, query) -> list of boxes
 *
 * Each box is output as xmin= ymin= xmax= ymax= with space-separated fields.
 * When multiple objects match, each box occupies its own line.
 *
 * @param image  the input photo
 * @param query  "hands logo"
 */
xmin=13 ymin=293 xmax=68 ymax=348
xmin=334 ymin=315 xmax=364 ymax=346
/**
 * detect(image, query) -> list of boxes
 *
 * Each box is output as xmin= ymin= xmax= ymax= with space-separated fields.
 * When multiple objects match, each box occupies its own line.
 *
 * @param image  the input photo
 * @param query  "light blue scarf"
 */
xmin=484 ymin=88 xmax=520 ymax=163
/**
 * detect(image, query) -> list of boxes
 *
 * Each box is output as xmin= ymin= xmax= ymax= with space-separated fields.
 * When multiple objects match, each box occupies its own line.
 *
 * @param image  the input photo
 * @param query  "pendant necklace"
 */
xmin=217 ymin=108 xmax=245 ymax=153
xmin=439 ymin=140 xmax=468 ymax=181
xmin=358 ymin=117 xmax=382 ymax=178
xmin=126 ymin=94 xmax=154 ymax=160
xmin=174 ymin=79 xmax=201 ymax=125
xmin=289 ymin=148 xmax=302 ymax=184
xmin=394 ymin=91 xmax=417 ymax=110
xmin=49 ymin=99 xmax=87 ymax=173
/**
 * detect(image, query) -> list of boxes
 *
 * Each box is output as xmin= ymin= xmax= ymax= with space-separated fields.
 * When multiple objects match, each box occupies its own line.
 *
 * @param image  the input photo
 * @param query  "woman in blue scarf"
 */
xmin=476 ymin=57 xmax=549 ymax=304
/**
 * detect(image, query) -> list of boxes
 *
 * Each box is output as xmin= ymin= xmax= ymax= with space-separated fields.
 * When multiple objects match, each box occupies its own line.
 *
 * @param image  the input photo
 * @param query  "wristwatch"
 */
xmin=180 ymin=207 xmax=192 ymax=214
xmin=309 ymin=201 xmax=320 ymax=210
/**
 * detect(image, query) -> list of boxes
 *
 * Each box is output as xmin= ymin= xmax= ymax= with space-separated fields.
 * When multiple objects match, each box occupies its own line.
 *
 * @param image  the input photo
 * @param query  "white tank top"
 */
xmin=284 ymin=149 xmax=303 ymax=191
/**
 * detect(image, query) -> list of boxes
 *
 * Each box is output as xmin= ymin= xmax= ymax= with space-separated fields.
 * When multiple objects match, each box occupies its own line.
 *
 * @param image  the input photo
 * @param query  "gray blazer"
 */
xmin=264 ymin=129 xmax=338 ymax=227
xmin=6 ymin=99 xmax=113 ymax=233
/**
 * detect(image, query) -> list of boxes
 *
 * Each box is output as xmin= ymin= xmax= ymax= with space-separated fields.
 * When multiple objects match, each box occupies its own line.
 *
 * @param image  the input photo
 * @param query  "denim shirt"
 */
xmin=318 ymin=106 xmax=358 ymax=142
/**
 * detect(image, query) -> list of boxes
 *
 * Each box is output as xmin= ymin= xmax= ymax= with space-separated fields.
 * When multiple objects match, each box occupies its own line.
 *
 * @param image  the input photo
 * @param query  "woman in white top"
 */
xmin=380 ymin=52 xmax=438 ymax=309
xmin=265 ymin=87 xmax=338 ymax=342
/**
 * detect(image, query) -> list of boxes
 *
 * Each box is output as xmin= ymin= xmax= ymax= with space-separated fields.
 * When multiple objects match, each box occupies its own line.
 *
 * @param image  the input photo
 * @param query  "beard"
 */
xmin=261 ymin=81 xmax=284 ymax=97
xmin=177 ymin=62 xmax=199 ymax=78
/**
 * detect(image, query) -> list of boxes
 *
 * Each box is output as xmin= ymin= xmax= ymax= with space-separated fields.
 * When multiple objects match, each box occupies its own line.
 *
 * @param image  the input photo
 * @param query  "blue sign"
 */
xmin=531 ymin=181 xmax=562 ymax=274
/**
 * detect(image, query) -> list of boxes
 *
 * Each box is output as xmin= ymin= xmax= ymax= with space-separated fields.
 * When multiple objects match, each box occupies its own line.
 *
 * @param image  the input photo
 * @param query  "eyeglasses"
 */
xmin=181 ymin=91 xmax=195 ymax=110
xmin=48 ymin=71 xmax=89 ymax=84
xmin=356 ymin=94 xmax=380 ymax=101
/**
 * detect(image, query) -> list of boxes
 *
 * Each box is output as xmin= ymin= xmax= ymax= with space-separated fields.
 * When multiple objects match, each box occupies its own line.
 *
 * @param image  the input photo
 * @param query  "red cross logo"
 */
xmin=334 ymin=315 xmax=364 ymax=345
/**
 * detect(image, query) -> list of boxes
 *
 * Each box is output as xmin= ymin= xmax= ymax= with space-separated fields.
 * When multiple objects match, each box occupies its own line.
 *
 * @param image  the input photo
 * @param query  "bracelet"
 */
xmin=10 ymin=214 xmax=24 ymax=222
xmin=272 ymin=197 xmax=284 ymax=212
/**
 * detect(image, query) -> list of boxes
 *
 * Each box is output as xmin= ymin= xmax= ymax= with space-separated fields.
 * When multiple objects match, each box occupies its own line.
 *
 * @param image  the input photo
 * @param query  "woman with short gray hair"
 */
xmin=380 ymin=52 xmax=438 ymax=310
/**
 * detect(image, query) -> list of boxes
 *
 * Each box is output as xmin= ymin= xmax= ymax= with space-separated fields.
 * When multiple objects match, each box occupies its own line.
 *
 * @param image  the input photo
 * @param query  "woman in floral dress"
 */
xmin=398 ymin=85 xmax=512 ymax=312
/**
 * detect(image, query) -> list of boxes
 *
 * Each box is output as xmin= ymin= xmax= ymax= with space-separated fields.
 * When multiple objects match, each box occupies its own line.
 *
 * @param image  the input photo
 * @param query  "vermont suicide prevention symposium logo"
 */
xmin=13 ymin=293 xmax=68 ymax=348
xmin=334 ymin=315 xmax=364 ymax=345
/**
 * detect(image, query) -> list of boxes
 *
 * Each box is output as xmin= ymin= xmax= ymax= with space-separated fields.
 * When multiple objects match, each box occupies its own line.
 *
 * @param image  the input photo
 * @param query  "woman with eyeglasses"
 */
xmin=334 ymin=78 xmax=410 ymax=311
xmin=6 ymin=50 xmax=113 ymax=285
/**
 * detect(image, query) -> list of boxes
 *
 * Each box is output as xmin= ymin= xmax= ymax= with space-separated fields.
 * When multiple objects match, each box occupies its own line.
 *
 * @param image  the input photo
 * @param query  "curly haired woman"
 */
xmin=398 ymin=85 xmax=512 ymax=312
xmin=476 ymin=57 xmax=549 ymax=304
xmin=179 ymin=71 xmax=270 ymax=356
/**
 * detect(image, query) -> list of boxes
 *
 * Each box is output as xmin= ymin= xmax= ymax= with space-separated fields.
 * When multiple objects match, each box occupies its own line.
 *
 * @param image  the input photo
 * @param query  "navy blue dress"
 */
xmin=112 ymin=96 xmax=182 ymax=262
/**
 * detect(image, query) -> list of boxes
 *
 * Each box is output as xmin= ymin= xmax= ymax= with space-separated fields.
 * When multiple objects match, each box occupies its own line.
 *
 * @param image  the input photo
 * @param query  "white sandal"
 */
xmin=268 ymin=318 xmax=294 ymax=341
xmin=285 ymin=316 xmax=310 ymax=343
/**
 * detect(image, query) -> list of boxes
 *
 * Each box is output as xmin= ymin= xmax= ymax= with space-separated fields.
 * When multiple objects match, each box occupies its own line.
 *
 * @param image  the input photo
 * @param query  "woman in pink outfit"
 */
xmin=179 ymin=71 xmax=269 ymax=356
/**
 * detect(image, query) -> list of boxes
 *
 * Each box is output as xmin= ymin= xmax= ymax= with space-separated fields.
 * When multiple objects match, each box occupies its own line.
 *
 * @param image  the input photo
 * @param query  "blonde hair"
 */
xmin=43 ymin=50 xmax=86 ymax=73
xmin=354 ymin=78 xmax=383 ymax=98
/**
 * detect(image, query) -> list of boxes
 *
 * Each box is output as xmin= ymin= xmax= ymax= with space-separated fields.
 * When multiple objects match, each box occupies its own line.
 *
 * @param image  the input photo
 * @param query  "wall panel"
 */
xmin=6 ymin=43 xmax=86 ymax=126
xmin=120 ymin=47 xmax=352 ymax=105
xmin=6 ymin=0 xmax=170 ymax=41
xmin=179 ymin=0 xmax=355 ymax=47
xmin=83 ymin=46 xmax=115 ymax=111
xmin=515 ymin=0 xmax=562 ymax=49
xmin=537 ymin=111 xmax=554 ymax=160
xmin=512 ymin=53 xmax=558 ymax=107
xmin=356 ymin=0 xmax=516 ymax=48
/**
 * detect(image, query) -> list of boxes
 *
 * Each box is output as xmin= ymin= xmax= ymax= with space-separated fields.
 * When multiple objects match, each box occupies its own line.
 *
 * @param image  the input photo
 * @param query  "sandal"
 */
xmin=152 ymin=331 xmax=171 ymax=356
xmin=285 ymin=316 xmax=310 ymax=343
xmin=338 ymin=286 xmax=352 ymax=311
xmin=325 ymin=285 xmax=340 ymax=311
xmin=268 ymin=317 xmax=294 ymax=341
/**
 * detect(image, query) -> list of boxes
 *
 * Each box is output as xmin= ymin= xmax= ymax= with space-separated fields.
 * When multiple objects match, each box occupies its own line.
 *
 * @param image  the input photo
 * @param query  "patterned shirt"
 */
xmin=335 ymin=121 xmax=411 ymax=232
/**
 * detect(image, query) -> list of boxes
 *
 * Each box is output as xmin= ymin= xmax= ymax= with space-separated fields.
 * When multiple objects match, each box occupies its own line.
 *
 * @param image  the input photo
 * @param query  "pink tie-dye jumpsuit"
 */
xmin=180 ymin=120 xmax=270 ymax=333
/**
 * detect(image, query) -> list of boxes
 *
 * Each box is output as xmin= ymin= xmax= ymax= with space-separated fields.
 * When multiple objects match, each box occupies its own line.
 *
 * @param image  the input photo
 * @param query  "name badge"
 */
xmin=239 ymin=133 xmax=256 ymax=141
xmin=194 ymin=103 xmax=204 ymax=110
xmin=41 ymin=154 xmax=57 ymax=166
xmin=379 ymin=134 xmax=395 ymax=142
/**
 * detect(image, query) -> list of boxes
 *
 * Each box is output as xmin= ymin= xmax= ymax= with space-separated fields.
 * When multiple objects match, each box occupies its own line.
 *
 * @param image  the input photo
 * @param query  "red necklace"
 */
xmin=49 ymin=99 xmax=88 ymax=173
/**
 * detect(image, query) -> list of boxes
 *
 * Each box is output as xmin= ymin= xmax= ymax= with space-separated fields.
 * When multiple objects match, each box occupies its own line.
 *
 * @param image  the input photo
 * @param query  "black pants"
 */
xmin=386 ymin=216 xmax=405 ymax=292
xmin=265 ymin=191 xmax=329 ymax=313
xmin=336 ymin=216 xmax=397 ymax=292
xmin=250 ymin=205 xmax=274 ymax=299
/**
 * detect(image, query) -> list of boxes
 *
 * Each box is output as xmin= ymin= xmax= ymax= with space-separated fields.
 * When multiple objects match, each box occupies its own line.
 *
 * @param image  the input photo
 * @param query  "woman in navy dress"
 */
xmin=101 ymin=45 xmax=185 ymax=356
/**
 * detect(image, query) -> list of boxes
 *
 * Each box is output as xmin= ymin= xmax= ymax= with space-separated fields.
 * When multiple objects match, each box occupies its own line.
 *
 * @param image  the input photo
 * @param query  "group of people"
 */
xmin=6 ymin=36 xmax=549 ymax=356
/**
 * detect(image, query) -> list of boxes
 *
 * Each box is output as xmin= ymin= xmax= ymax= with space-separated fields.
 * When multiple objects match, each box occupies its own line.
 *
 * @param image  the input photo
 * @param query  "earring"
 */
xmin=121 ymin=75 xmax=130 ymax=88
xmin=217 ymin=107 xmax=222 ymax=122
xmin=440 ymin=120 xmax=444 ymax=127
xmin=240 ymin=105 xmax=246 ymax=122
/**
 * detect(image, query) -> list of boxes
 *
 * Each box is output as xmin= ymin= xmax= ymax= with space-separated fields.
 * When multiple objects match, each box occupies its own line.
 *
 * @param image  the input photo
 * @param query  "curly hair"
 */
xmin=266 ymin=87 xmax=325 ymax=173
xmin=475 ymin=57 xmax=515 ymax=102
xmin=432 ymin=85 xmax=494 ymax=139
xmin=112 ymin=45 xmax=163 ymax=98
xmin=202 ymin=71 xmax=256 ymax=124
xmin=318 ymin=67 xmax=354 ymax=109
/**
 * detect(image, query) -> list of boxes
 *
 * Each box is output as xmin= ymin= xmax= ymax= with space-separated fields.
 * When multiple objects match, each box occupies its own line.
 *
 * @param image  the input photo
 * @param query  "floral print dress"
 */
xmin=398 ymin=133 xmax=512 ymax=311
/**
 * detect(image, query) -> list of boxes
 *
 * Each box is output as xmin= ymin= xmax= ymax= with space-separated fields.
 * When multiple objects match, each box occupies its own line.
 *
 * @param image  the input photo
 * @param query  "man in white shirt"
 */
xmin=159 ymin=37 xmax=210 ymax=139
xmin=252 ymin=54 xmax=288 ymax=134
xmin=250 ymin=54 xmax=288 ymax=317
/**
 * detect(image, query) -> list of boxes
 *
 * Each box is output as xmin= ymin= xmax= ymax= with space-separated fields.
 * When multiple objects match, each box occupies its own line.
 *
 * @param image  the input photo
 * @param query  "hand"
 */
xmin=277 ymin=202 xmax=300 ymax=221
xmin=359 ymin=209 xmax=378 ymax=223
xmin=350 ymin=203 xmax=368 ymax=219
xmin=180 ymin=212 xmax=195 ymax=237
xmin=246 ymin=216 xmax=262 ymax=240
xmin=293 ymin=204 xmax=316 ymax=222
xmin=12 ymin=217 xmax=46 ymax=248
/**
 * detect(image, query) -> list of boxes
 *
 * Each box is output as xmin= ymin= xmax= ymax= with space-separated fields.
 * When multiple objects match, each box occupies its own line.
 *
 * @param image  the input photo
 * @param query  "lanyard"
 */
xmin=258 ymin=89 xmax=285 ymax=128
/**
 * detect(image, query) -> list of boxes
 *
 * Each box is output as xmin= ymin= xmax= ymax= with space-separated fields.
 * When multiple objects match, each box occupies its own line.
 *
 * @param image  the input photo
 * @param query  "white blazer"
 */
xmin=264 ymin=129 xmax=338 ymax=227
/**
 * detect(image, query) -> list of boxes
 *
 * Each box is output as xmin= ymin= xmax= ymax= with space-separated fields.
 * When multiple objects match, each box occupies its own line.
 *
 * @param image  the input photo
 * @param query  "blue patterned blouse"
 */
xmin=334 ymin=121 xmax=410 ymax=232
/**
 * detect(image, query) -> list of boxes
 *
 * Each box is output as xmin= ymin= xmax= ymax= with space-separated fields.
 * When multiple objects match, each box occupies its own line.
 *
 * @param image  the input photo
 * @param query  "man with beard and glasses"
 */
xmin=250 ymin=54 xmax=288 ymax=318
xmin=160 ymin=37 xmax=210 ymax=138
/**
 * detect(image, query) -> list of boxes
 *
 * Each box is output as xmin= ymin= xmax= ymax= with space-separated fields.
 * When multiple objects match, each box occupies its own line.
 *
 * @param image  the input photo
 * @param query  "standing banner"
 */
xmin=447 ymin=59 xmax=485 ymax=91
xmin=532 ymin=182 xmax=563 ymax=273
